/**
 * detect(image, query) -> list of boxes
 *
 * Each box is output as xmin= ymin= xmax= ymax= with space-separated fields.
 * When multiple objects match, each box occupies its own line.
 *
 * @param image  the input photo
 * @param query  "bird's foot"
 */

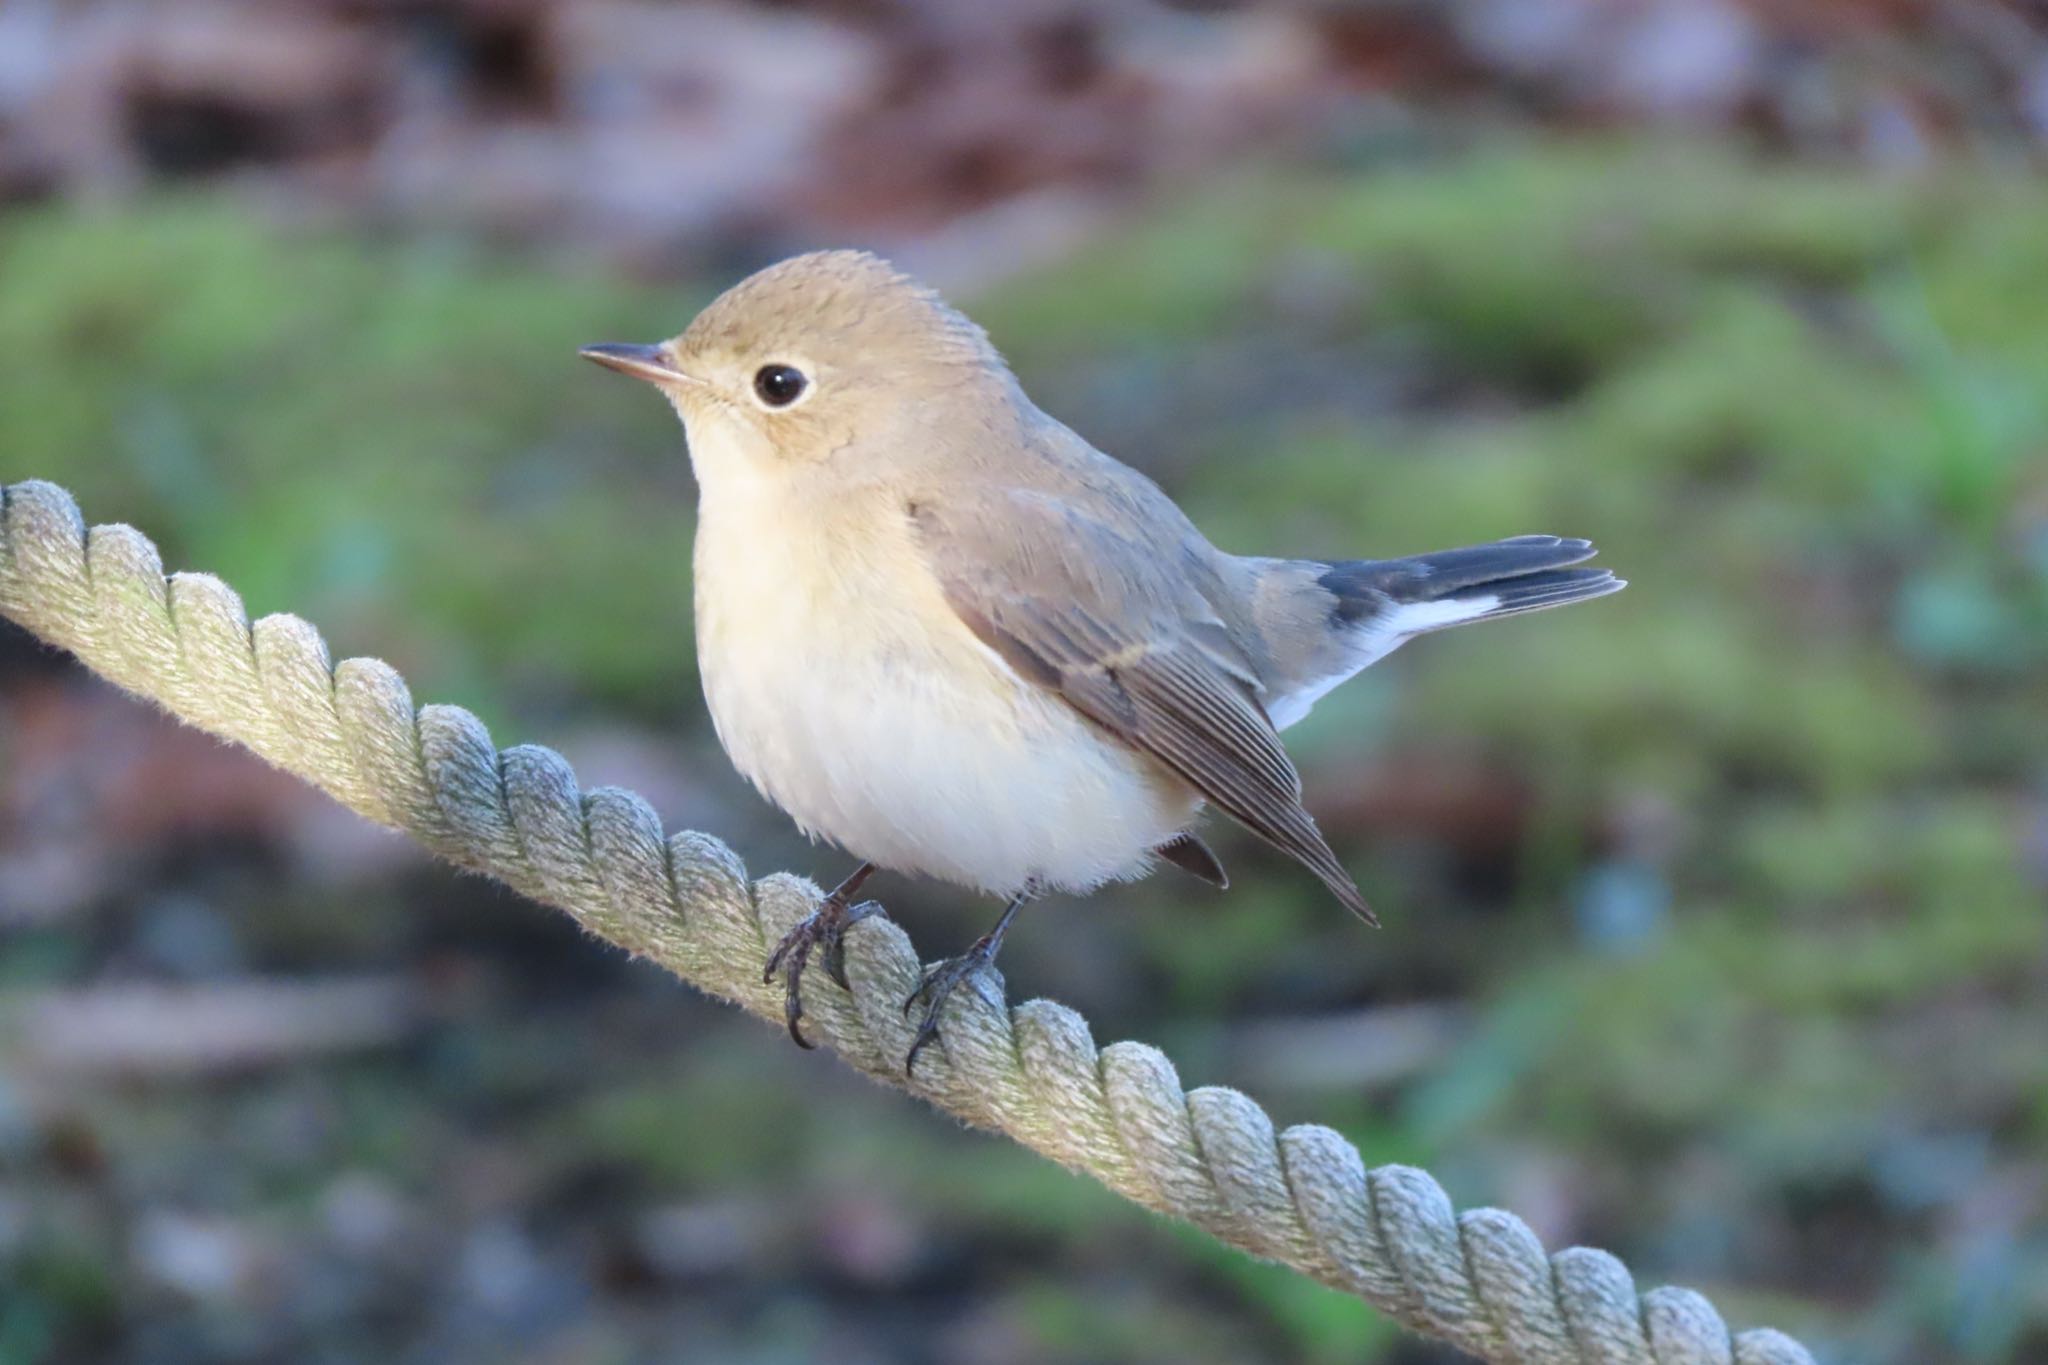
xmin=763 ymin=890 xmax=881 ymax=1049
xmin=901 ymin=934 xmax=1006 ymax=1077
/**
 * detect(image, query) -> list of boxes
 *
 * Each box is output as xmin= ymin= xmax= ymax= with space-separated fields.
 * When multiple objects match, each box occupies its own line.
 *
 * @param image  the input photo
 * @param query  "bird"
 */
xmin=581 ymin=250 xmax=1624 ymax=1073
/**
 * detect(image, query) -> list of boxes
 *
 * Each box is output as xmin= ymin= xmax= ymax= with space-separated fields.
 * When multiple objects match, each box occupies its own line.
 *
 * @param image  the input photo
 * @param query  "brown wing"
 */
xmin=912 ymin=491 xmax=1375 ymax=924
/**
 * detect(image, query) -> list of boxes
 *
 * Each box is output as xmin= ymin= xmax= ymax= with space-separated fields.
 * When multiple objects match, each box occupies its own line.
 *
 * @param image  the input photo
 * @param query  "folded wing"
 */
xmin=911 ymin=490 xmax=1375 ymax=924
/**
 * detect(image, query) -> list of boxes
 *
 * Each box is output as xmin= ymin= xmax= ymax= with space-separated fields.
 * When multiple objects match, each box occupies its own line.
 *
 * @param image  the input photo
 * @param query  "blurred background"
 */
xmin=2 ymin=1 xmax=2047 ymax=1362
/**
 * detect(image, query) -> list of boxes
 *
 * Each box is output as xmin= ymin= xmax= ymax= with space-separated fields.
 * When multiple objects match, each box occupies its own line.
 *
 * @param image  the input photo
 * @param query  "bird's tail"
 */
xmin=1318 ymin=535 xmax=1625 ymax=636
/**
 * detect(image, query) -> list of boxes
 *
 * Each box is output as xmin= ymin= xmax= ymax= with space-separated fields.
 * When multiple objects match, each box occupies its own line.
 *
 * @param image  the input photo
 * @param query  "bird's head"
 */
xmin=582 ymin=250 xmax=1015 ymax=476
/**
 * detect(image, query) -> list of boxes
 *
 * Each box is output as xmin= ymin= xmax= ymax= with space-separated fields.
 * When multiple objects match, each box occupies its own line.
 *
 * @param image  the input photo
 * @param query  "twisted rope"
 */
xmin=0 ymin=479 xmax=1817 ymax=1365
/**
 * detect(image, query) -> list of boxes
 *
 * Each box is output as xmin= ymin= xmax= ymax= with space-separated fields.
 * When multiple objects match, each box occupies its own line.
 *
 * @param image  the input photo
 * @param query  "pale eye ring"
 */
xmin=753 ymin=363 xmax=808 ymax=407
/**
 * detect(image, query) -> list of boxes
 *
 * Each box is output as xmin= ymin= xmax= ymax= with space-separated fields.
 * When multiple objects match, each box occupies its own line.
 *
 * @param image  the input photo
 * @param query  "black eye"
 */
xmin=753 ymin=364 xmax=808 ymax=407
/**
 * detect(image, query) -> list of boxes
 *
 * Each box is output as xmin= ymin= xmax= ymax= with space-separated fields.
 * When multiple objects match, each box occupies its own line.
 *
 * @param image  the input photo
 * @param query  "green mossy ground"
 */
xmin=3 ymin=140 xmax=2044 ymax=1363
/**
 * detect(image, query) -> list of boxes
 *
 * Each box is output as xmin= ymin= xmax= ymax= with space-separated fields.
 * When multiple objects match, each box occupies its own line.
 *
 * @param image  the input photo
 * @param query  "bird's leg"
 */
xmin=763 ymin=861 xmax=882 ymax=1049
xmin=902 ymin=885 xmax=1034 ymax=1077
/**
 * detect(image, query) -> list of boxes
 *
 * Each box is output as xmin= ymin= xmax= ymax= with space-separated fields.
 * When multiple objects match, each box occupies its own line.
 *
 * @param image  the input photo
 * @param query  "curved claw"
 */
xmin=785 ymin=977 xmax=815 ymax=1049
xmin=762 ymin=892 xmax=885 ymax=1053
xmin=763 ymin=933 xmax=799 ymax=986
xmin=901 ymin=949 xmax=997 ymax=1077
xmin=898 ymin=893 xmax=1028 ymax=1077
xmin=767 ymin=923 xmax=820 ymax=1048
xmin=904 ymin=1026 xmax=940 ymax=1077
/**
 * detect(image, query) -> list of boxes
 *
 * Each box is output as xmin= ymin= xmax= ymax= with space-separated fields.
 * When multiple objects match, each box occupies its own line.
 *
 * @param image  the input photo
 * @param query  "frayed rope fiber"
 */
xmin=0 ymin=480 xmax=1816 ymax=1365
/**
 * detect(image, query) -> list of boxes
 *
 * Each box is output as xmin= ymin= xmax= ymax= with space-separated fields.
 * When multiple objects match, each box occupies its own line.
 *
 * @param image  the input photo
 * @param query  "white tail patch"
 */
xmin=1383 ymin=595 xmax=1500 ymax=636
xmin=1266 ymin=594 xmax=1500 ymax=730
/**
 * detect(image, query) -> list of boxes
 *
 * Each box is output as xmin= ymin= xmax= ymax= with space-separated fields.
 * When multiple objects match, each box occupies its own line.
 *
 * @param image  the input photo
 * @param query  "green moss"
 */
xmin=0 ymin=198 xmax=696 ymax=716
xmin=547 ymin=1054 xmax=816 ymax=1190
xmin=6 ymin=139 xmax=2047 ymax=1361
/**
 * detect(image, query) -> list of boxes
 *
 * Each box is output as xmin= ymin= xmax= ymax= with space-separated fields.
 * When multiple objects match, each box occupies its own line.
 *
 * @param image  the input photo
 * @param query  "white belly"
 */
xmin=691 ymin=478 xmax=1197 ymax=898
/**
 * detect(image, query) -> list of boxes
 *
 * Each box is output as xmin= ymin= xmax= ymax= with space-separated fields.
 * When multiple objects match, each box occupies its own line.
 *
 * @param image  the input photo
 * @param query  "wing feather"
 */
xmin=913 ymin=493 xmax=1375 ymax=924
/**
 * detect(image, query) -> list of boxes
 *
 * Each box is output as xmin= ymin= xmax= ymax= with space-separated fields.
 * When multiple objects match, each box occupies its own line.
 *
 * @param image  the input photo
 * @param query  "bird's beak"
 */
xmin=579 ymin=342 xmax=692 ymax=385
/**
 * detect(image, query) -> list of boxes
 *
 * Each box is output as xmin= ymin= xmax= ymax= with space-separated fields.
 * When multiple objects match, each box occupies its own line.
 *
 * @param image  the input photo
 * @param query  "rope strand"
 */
xmin=0 ymin=479 xmax=1817 ymax=1365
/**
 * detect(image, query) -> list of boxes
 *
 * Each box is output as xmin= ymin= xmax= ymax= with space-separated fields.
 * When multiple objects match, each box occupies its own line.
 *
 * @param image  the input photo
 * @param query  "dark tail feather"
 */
xmin=1155 ymin=832 xmax=1228 ymax=890
xmin=1464 ymin=566 xmax=1625 ymax=619
xmin=1320 ymin=534 xmax=1625 ymax=633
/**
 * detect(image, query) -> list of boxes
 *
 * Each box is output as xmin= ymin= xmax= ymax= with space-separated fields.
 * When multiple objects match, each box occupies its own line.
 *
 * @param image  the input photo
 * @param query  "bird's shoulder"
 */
xmin=909 ymin=414 xmax=1215 ymax=591
xmin=906 ymin=470 xmax=1263 ymax=701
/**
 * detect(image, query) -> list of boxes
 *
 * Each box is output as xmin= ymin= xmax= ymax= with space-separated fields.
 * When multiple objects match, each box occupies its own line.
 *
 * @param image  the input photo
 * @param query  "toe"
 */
xmin=785 ymin=988 xmax=815 ymax=1049
xmin=902 ymin=964 xmax=940 ymax=1016
xmin=822 ymin=935 xmax=851 ymax=991
xmin=904 ymin=1023 xmax=940 ymax=1077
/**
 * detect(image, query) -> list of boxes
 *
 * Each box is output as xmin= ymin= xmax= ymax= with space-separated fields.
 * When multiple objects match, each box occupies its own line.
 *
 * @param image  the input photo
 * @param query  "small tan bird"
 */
xmin=583 ymin=250 xmax=1622 ymax=1071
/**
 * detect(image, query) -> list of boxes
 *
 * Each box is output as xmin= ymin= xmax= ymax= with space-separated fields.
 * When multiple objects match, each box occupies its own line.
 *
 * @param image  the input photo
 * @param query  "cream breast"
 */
xmin=686 ymin=438 xmax=1197 ymax=898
